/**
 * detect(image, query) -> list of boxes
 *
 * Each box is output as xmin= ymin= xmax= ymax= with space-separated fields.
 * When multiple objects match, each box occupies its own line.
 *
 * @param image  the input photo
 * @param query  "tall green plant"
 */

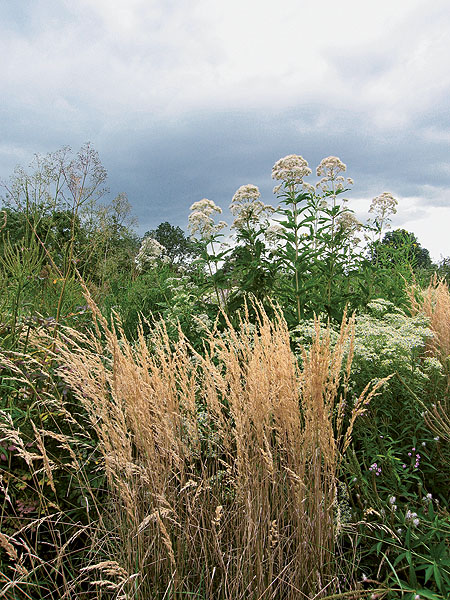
xmin=223 ymin=184 xmax=278 ymax=311
xmin=187 ymin=198 xmax=228 ymax=307
xmin=271 ymin=154 xmax=361 ymax=322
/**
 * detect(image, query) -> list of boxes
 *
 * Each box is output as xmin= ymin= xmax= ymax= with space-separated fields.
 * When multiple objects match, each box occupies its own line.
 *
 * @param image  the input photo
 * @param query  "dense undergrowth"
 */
xmin=0 ymin=146 xmax=449 ymax=599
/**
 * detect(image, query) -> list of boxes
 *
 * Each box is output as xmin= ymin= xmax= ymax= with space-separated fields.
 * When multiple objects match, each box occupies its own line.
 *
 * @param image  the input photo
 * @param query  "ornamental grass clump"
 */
xmin=36 ymin=293 xmax=387 ymax=600
xmin=408 ymin=277 xmax=450 ymax=443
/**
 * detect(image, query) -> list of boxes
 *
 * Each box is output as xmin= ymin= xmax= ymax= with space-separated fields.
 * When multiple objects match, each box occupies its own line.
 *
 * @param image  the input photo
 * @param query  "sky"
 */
xmin=1 ymin=0 xmax=450 ymax=260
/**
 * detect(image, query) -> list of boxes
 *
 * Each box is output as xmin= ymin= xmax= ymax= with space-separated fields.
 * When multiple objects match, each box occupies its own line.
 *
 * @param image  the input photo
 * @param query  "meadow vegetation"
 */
xmin=0 ymin=145 xmax=449 ymax=599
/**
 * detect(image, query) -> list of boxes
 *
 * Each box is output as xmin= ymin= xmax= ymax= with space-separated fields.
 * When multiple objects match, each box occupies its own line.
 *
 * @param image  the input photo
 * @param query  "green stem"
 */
xmin=291 ymin=188 xmax=302 ymax=323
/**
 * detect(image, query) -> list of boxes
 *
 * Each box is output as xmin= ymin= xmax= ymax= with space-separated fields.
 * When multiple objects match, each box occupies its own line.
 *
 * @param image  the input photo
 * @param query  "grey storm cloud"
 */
xmin=1 ymin=0 xmax=450 ymax=258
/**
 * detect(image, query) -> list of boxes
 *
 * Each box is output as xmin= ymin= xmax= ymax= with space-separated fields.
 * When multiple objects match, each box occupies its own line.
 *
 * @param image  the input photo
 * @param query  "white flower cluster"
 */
xmin=165 ymin=275 xmax=196 ymax=295
xmin=405 ymin=509 xmax=420 ymax=528
xmin=264 ymin=223 xmax=284 ymax=246
xmin=231 ymin=184 xmax=261 ymax=205
xmin=366 ymin=192 xmax=398 ymax=239
xmin=369 ymin=192 xmax=398 ymax=220
xmin=135 ymin=237 xmax=168 ymax=272
xmin=272 ymin=155 xmax=312 ymax=188
xmin=230 ymin=184 xmax=274 ymax=230
xmin=291 ymin=299 xmax=434 ymax=384
xmin=351 ymin=301 xmax=433 ymax=372
xmin=336 ymin=210 xmax=363 ymax=245
xmin=188 ymin=198 xmax=227 ymax=240
xmin=316 ymin=156 xmax=353 ymax=193
xmin=316 ymin=156 xmax=347 ymax=178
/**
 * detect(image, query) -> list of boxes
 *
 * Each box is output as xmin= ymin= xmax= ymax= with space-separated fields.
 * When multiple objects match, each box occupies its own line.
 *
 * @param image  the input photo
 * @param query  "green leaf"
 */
xmin=433 ymin=563 xmax=443 ymax=592
xmin=414 ymin=589 xmax=443 ymax=599
xmin=424 ymin=565 xmax=433 ymax=584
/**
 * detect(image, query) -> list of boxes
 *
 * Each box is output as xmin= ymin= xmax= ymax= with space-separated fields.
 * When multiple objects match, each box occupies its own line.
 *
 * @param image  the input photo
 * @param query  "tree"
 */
xmin=144 ymin=221 xmax=198 ymax=266
xmin=0 ymin=145 xmax=140 ymax=284
xmin=371 ymin=229 xmax=432 ymax=270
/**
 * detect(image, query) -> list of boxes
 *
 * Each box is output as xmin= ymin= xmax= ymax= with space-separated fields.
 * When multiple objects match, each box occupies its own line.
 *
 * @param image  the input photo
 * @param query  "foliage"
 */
xmin=0 ymin=145 xmax=449 ymax=598
xmin=370 ymin=229 xmax=433 ymax=271
xmin=144 ymin=221 xmax=199 ymax=266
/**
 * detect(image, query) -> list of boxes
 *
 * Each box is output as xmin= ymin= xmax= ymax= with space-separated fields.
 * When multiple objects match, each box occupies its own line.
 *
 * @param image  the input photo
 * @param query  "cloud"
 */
xmin=2 ymin=0 xmax=450 ymax=258
xmin=4 ymin=0 xmax=449 ymax=123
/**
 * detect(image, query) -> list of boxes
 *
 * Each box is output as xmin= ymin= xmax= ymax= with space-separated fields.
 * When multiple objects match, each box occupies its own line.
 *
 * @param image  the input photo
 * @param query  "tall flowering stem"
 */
xmin=226 ymin=184 xmax=276 ymax=306
xmin=272 ymin=155 xmax=314 ymax=323
xmin=188 ymin=198 xmax=228 ymax=307
xmin=368 ymin=192 xmax=398 ymax=241
xmin=314 ymin=156 xmax=356 ymax=314
xmin=271 ymin=154 xmax=362 ymax=321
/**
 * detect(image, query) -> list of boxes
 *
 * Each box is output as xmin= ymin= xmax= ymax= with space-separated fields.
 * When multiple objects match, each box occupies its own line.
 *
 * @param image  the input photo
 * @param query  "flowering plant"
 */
xmin=134 ymin=237 xmax=169 ymax=272
xmin=188 ymin=198 xmax=228 ymax=306
xmin=223 ymin=184 xmax=278 ymax=310
xmin=271 ymin=154 xmax=362 ymax=322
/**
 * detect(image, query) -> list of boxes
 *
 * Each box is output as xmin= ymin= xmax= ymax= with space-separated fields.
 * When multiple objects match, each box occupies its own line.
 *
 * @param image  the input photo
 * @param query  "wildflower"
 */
xmin=272 ymin=154 xmax=312 ymax=187
xmin=368 ymin=192 xmax=398 ymax=234
xmin=264 ymin=223 xmax=283 ymax=245
xmin=190 ymin=198 xmax=222 ymax=216
xmin=230 ymin=184 xmax=274 ymax=230
xmin=188 ymin=198 xmax=227 ymax=240
xmin=389 ymin=496 xmax=396 ymax=504
xmin=302 ymin=182 xmax=315 ymax=194
xmin=405 ymin=510 xmax=419 ymax=527
xmin=369 ymin=462 xmax=382 ymax=476
xmin=231 ymin=184 xmax=260 ymax=205
xmin=336 ymin=210 xmax=362 ymax=245
xmin=135 ymin=237 xmax=168 ymax=272
xmin=369 ymin=192 xmax=398 ymax=216
xmin=315 ymin=156 xmax=349 ymax=195
xmin=316 ymin=156 xmax=347 ymax=178
xmin=434 ymin=436 xmax=440 ymax=441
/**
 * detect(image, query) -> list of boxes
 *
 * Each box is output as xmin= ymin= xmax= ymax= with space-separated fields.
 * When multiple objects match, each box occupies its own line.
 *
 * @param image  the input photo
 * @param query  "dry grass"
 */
xmin=409 ymin=275 xmax=450 ymax=369
xmin=0 ymin=297 xmax=388 ymax=599
xmin=408 ymin=276 xmax=450 ymax=442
